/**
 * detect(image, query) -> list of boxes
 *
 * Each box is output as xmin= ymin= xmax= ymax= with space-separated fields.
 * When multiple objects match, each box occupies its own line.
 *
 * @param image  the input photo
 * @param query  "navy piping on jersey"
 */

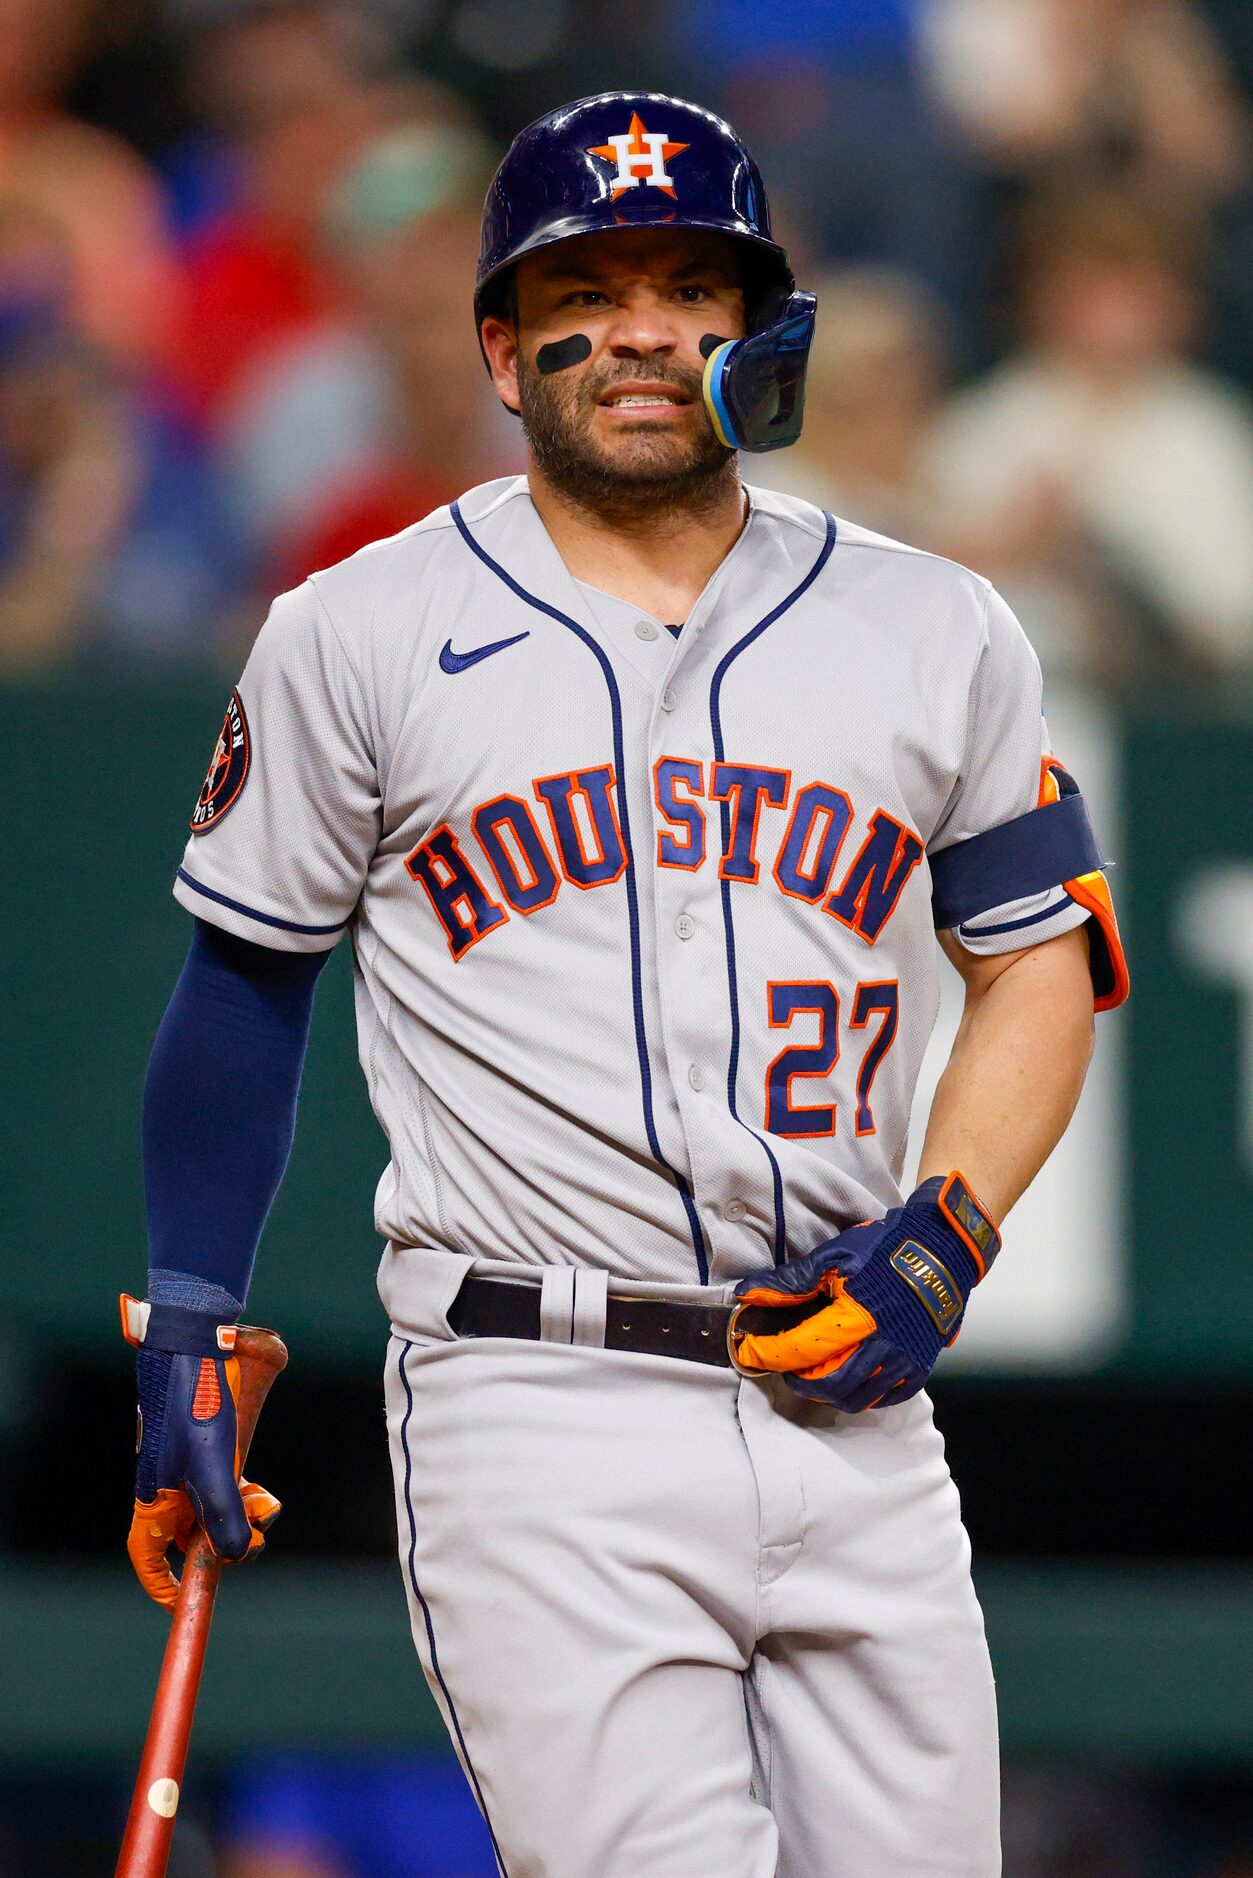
xmin=398 ymin=1341 xmax=509 ymax=1878
xmin=708 ymin=511 xmax=838 ymax=1265
xmin=450 ymin=499 xmax=710 ymax=1282
xmin=959 ymin=890 xmax=1076 ymax=939
xmin=176 ymin=867 xmax=349 ymax=936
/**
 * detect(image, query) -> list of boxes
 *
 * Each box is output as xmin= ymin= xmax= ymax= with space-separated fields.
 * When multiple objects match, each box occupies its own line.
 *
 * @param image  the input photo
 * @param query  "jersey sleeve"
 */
xmin=928 ymin=585 xmax=1127 ymax=1006
xmin=173 ymin=580 xmax=380 ymax=951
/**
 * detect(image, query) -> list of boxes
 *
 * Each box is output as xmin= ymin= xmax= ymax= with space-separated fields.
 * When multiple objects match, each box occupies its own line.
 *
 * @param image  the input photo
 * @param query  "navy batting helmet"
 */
xmin=475 ymin=91 xmax=816 ymax=453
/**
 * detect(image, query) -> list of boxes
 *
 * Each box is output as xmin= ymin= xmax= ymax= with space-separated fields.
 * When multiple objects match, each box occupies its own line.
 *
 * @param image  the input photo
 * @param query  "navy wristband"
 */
xmin=120 ymin=1295 xmax=238 ymax=1355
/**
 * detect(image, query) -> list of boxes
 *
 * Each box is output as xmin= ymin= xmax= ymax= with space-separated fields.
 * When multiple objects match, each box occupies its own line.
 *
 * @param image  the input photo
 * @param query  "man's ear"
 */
xmin=480 ymin=315 xmax=521 ymax=417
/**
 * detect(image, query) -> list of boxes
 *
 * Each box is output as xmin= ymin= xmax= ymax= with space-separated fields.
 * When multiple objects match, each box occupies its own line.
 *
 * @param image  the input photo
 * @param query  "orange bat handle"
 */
xmin=115 ymin=1326 xmax=288 ymax=1878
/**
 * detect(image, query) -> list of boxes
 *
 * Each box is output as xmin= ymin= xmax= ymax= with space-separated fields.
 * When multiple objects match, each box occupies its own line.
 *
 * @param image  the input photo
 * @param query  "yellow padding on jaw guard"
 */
xmin=702 ymin=341 xmax=738 ymax=450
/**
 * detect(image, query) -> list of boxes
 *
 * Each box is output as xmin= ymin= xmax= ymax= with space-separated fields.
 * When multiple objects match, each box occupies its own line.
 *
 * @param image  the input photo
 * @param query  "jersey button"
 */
xmin=661 ymin=688 xmax=676 ymax=711
xmin=674 ymin=913 xmax=695 ymax=940
xmin=635 ymin=619 xmax=659 ymax=642
xmin=723 ymin=1198 xmax=748 ymax=1223
xmin=687 ymin=1064 xmax=705 ymax=1092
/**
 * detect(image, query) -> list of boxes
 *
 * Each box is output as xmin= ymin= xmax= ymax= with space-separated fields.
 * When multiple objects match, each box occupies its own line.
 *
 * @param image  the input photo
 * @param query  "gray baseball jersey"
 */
xmin=176 ymin=475 xmax=1091 ymax=1288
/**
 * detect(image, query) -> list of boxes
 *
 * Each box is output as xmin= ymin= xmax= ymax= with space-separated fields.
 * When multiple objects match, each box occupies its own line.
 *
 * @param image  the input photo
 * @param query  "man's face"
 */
xmin=480 ymin=226 xmax=746 ymax=508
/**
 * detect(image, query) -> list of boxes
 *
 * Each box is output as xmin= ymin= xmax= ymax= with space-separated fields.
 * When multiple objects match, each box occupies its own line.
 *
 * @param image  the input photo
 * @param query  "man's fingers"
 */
xmin=128 ymin=1477 xmax=280 ymax=1606
xmin=734 ymin=1273 xmax=827 ymax=1309
xmin=202 ymin=1478 xmax=281 ymax=1563
xmin=240 ymin=1477 xmax=282 ymax=1532
xmin=734 ymin=1289 xmax=878 ymax=1376
xmin=127 ymin=1488 xmax=195 ymax=1609
xmin=187 ymin=1474 xmax=255 ymax=1562
xmin=784 ymin=1340 xmax=923 ymax=1412
xmin=733 ymin=1221 xmax=883 ymax=1309
xmin=784 ymin=1338 xmax=890 ymax=1405
xmin=238 ymin=1478 xmax=282 ymax=1559
xmin=836 ymin=1357 xmax=916 ymax=1414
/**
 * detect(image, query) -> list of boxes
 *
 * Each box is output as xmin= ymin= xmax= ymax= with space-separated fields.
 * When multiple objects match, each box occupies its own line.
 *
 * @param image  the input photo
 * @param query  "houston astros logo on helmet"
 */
xmin=586 ymin=113 xmax=689 ymax=198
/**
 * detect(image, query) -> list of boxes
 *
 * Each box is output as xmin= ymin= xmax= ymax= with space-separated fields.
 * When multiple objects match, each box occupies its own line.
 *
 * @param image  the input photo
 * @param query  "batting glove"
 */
xmin=729 ymin=1173 xmax=1000 ymax=1412
xmin=121 ymin=1295 xmax=280 ymax=1609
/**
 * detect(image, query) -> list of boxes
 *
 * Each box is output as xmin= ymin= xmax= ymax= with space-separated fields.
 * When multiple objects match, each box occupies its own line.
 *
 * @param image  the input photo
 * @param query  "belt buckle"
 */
xmin=725 ymin=1298 xmax=763 ymax=1378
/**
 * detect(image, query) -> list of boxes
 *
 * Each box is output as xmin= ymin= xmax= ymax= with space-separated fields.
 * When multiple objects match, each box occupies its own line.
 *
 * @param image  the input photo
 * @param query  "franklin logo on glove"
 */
xmin=889 ymin=1244 xmax=963 ymax=1332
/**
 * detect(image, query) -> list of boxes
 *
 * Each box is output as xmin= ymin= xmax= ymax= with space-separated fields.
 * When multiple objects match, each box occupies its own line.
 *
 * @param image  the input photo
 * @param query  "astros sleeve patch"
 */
xmin=173 ymin=581 xmax=380 ymax=952
xmin=190 ymin=691 xmax=251 ymax=834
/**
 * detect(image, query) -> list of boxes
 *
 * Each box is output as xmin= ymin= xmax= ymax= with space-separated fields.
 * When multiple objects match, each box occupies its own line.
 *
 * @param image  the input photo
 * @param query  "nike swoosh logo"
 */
xmin=439 ymin=631 xmax=530 ymax=674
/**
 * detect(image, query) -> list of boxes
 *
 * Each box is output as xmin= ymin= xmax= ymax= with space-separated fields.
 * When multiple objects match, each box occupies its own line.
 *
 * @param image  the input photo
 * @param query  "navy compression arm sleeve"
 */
xmin=142 ymin=918 xmax=329 ymax=1306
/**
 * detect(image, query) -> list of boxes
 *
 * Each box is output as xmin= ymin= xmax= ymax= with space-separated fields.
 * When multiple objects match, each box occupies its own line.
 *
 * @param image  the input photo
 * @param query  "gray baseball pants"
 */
xmin=383 ymin=1327 xmax=1000 ymax=1878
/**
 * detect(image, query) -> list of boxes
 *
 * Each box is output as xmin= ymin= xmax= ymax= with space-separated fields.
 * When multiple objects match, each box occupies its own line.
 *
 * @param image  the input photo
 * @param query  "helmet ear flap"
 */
xmin=476 ymin=264 xmax=519 ymax=371
xmin=750 ymin=276 xmax=795 ymax=335
xmin=485 ymin=266 xmax=518 ymax=326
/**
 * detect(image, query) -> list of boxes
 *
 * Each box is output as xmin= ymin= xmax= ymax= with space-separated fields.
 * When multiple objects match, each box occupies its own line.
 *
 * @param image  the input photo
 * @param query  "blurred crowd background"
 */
xmin=3 ymin=0 xmax=1253 ymax=1874
xmin=2 ymin=0 xmax=1253 ymax=690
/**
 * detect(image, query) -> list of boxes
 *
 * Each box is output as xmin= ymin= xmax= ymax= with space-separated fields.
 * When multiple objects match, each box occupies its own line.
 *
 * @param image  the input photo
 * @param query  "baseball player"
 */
xmin=122 ymin=93 xmax=1129 ymax=1876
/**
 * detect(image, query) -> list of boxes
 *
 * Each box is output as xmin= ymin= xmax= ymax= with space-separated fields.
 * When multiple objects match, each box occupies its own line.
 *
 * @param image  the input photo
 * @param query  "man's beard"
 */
xmin=515 ymin=353 xmax=738 ymax=521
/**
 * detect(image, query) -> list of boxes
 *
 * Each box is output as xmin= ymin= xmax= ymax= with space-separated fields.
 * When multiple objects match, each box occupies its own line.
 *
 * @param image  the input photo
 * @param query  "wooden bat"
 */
xmin=115 ymin=1326 xmax=288 ymax=1878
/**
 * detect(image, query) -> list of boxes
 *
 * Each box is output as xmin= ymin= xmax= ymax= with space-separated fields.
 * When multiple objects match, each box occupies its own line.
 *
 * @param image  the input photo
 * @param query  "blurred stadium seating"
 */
xmin=2 ymin=1 xmax=1252 ymax=1872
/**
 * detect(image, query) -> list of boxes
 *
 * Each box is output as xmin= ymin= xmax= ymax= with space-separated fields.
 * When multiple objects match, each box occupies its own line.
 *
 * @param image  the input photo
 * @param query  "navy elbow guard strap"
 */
xmin=929 ymin=794 xmax=1102 ymax=927
xmin=929 ymin=774 xmax=1129 ymax=1011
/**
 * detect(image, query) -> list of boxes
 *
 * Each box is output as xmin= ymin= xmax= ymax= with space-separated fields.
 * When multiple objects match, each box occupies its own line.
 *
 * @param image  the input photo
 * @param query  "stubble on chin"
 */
xmin=515 ymin=352 xmax=738 ymax=523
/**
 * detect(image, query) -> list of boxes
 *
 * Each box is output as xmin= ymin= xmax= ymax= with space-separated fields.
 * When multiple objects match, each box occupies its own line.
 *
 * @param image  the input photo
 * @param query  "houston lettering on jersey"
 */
xmin=406 ymin=760 xmax=922 ymax=960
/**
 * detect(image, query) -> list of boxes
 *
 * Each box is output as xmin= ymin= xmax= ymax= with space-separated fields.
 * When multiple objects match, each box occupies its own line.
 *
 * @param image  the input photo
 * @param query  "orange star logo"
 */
xmin=586 ymin=112 xmax=690 ymax=200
